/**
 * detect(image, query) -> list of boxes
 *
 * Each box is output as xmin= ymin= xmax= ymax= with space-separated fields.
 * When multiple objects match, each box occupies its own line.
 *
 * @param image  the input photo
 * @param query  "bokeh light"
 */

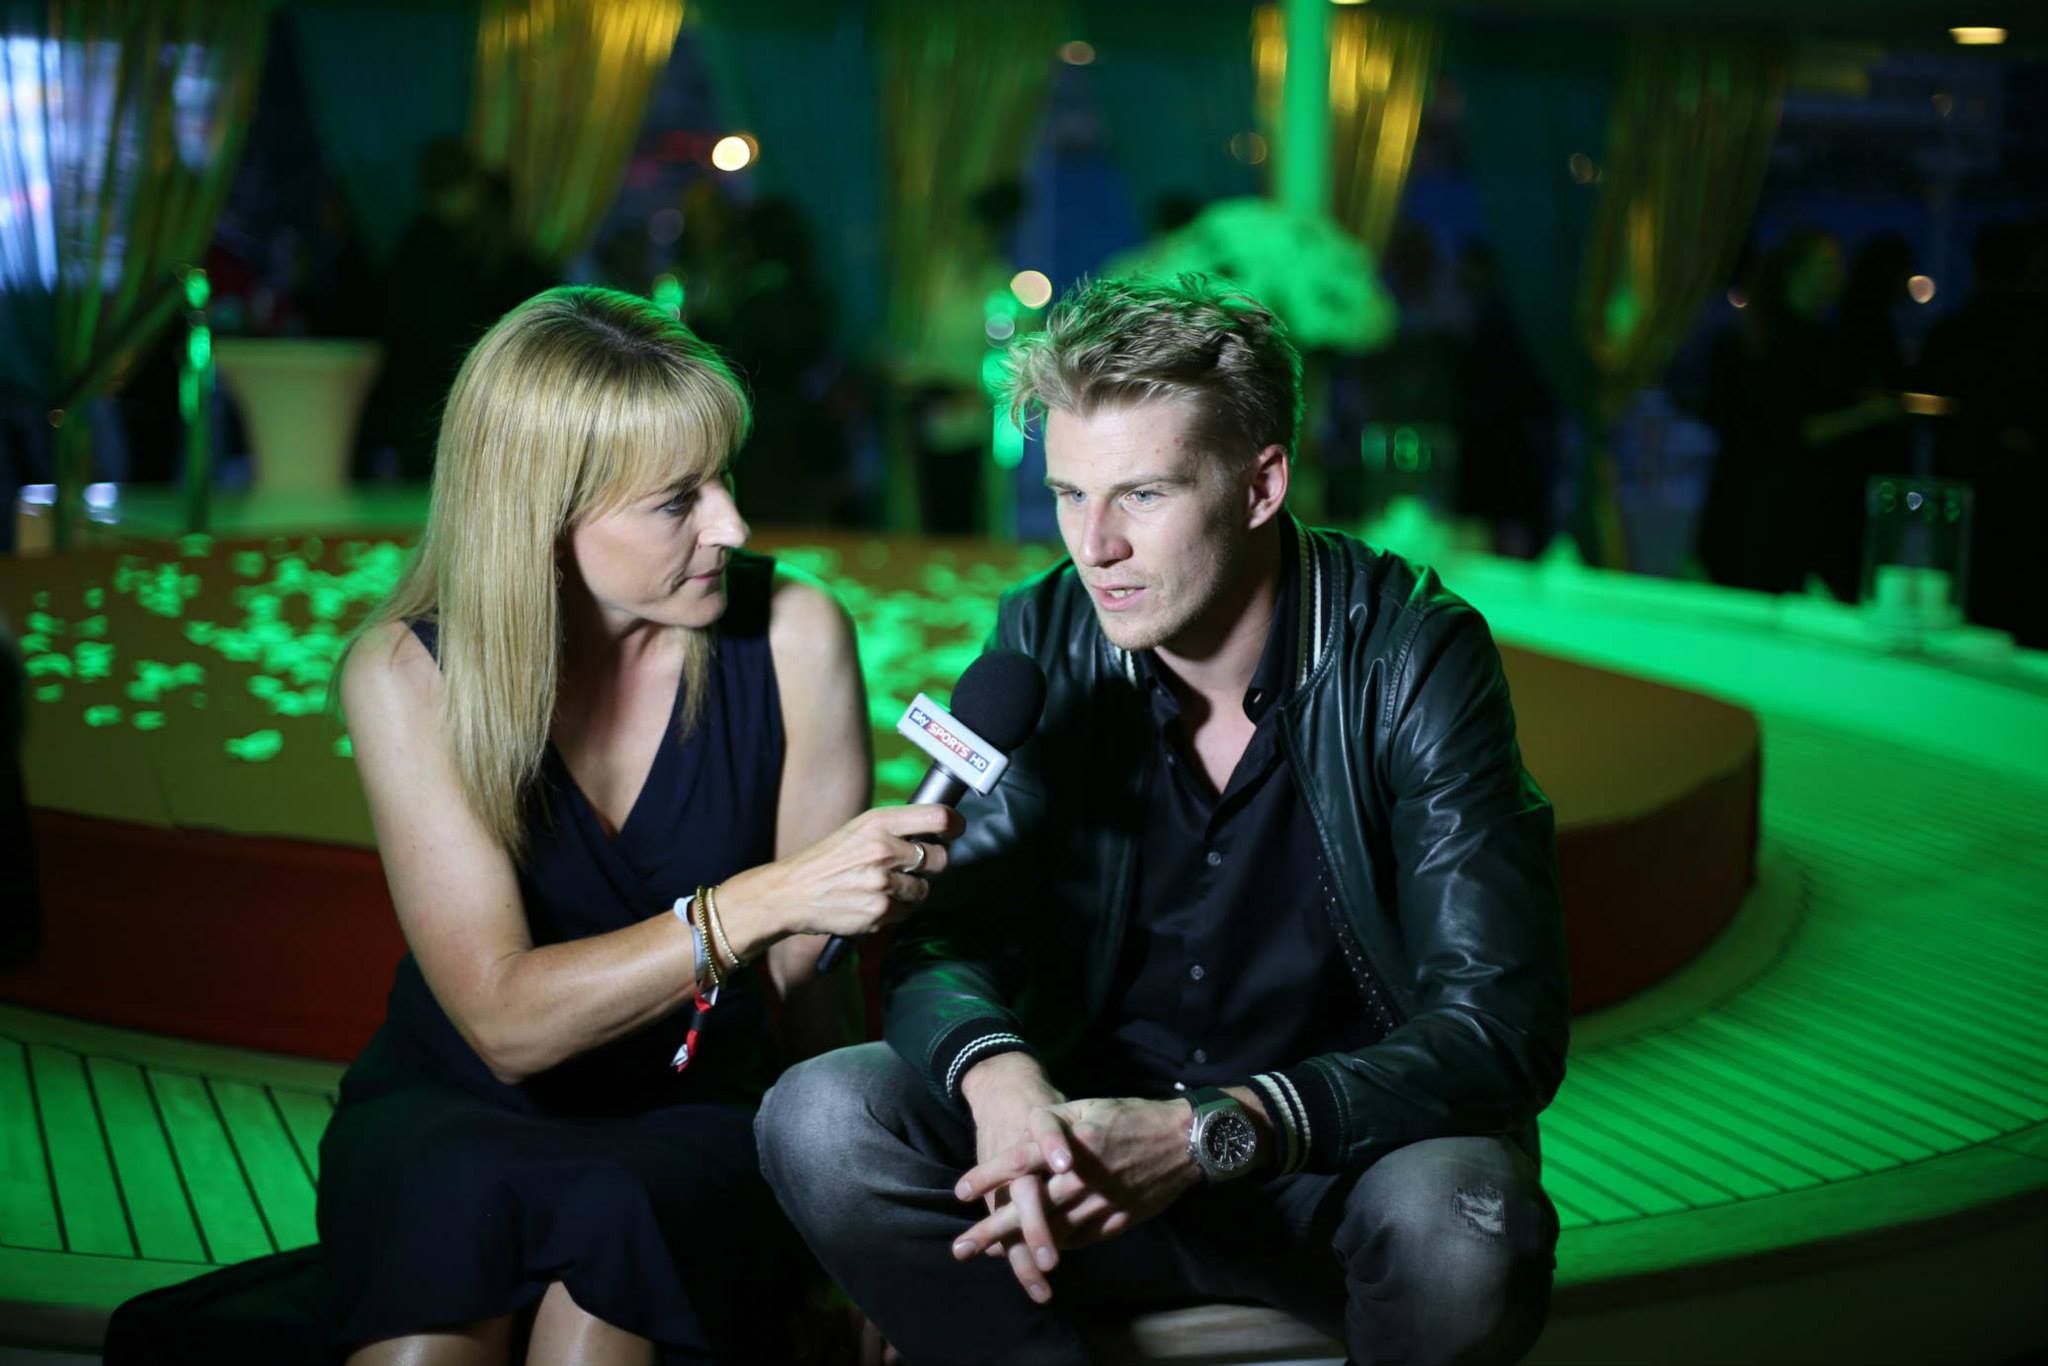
xmin=1059 ymin=40 xmax=1095 ymax=65
xmin=1908 ymin=275 xmax=1936 ymax=304
xmin=1227 ymin=131 xmax=1268 ymax=165
xmin=1948 ymin=27 xmax=2006 ymax=44
xmin=711 ymin=134 xmax=756 ymax=172
xmin=1010 ymin=270 xmax=1053 ymax=309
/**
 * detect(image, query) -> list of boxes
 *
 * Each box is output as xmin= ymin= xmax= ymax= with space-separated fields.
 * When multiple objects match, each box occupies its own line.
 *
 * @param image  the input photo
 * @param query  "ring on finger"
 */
xmin=899 ymin=842 xmax=929 ymax=876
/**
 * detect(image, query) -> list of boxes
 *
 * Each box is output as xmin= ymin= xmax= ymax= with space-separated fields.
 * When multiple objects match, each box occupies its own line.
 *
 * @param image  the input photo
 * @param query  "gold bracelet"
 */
xmin=705 ymin=883 xmax=742 ymax=973
xmin=692 ymin=887 xmax=723 ymax=989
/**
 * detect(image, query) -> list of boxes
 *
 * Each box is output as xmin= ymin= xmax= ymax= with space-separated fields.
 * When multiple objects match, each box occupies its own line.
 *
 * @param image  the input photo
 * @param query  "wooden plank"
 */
xmin=1546 ymin=1188 xmax=1597 ymax=1230
xmin=0 ymin=1040 xmax=62 ymax=1251
xmin=0 ymin=1004 xmax=346 ymax=1094
xmin=1733 ymin=987 xmax=2042 ymax=1126
xmin=1751 ymin=969 xmax=2048 ymax=1086
xmin=1806 ymin=928 xmax=2047 ymax=1003
xmin=86 ymin=1059 xmax=205 ymax=1263
xmin=1538 ymin=1125 xmax=1698 ymax=1216
xmin=1627 ymin=1031 xmax=1925 ymax=1168
xmin=1536 ymin=1152 xmax=1645 ymax=1225
xmin=1566 ymin=1055 xmax=1838 ymax=1189
xmin=1686 ymin=1014 xmax=1990 ymax=1150
xmin=147 ymin=1070 xmax=273 ymax=1264
xmin=1547 ymin=1095 xmax=1775 ymax=1202
xmin=269 ymin=1088 xmax=332 ymax=1185
xmin=1770 ymin=961 xmax=2048 ymax=1075
xmin=1556 ymin=1139 xmax=2048 ymax=1291
xmin=211 ymin=1079 xmax=317 ymax=1251
xmin=26 ymin=1045 xmax=132 ymax=1257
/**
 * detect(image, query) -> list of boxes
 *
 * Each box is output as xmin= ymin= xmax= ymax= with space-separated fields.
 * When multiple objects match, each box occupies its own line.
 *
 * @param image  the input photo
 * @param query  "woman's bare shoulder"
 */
xmin=766 ymin=566 xmax=861 ymax=711
xmin=339 ymin=619 xmax=441 ymax=731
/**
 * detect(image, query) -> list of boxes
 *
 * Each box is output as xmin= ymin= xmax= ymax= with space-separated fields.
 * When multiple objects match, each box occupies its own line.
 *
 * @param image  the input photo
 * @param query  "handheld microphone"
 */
xmin=813 ymin=648 xmax=1047 ymax=974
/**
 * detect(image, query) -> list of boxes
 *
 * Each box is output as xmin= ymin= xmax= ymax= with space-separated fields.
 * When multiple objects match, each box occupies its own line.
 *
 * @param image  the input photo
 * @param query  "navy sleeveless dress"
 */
xmin=317 ymin=552 xmax=802 ymax=1361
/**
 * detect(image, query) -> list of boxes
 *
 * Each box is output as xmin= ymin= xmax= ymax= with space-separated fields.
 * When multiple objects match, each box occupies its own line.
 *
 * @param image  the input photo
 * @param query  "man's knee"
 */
xmin=757 ymin=1044 xmax=884 ymax=1183
xmin=1339 ymin=1138 xmax=1556 ymax=1358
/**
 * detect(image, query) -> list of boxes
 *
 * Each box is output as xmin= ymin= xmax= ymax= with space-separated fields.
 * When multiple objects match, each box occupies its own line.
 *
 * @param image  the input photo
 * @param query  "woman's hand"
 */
xmin=717 ymin=804 xmax=964 ymax=955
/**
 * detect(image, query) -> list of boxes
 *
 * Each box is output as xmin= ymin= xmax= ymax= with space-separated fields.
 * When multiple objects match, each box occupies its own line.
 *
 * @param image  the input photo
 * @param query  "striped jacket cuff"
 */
xmin=930 ymin=1018 xmax=1035 ymax=1105
xmin=1260 ymin=1062 xmax=1344 ymax=1173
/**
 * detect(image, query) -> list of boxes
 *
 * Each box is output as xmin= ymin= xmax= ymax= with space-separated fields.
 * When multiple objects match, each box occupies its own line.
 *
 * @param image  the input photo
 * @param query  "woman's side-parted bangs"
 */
xmin=435 ymin=285 xmax=753 ymax=538
xmin=351 ymin=287 xmax=751 ymax=858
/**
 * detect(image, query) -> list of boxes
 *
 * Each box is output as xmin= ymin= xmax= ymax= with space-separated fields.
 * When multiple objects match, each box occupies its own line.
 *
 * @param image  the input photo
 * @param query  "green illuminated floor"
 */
xmin=3 ymin=705 xmax=2043 ymax=1349
xmin=3 ymin=508 xmax=2044 ymax=1357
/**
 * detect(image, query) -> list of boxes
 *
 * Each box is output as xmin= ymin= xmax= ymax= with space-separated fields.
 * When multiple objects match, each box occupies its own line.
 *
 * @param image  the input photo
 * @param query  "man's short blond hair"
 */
xmin=1002 ymin=274 xmax=1303 ymax=467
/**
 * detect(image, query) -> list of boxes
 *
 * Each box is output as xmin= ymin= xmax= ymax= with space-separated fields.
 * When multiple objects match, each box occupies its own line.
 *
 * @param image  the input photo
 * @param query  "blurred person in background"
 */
xmin=1698 ymin=229 xmax=1910 ymax=593
xmin=358 ymin=140 xmax=558 ymax=482
xmin=1813 ymin=232 xmax=1917 ymax=602
xmin=1918 ymin=219 xmax=2048 ymax=647
xmin=715 ymin=198 xmax=849 ymax=526
xmin=894 ymin=181 xmax=1028 ymax=535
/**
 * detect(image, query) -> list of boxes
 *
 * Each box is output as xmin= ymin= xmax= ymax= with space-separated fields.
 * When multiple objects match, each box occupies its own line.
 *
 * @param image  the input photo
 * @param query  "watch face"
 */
xmin=1201 ymin=1112 xmax=1257 ymax=1171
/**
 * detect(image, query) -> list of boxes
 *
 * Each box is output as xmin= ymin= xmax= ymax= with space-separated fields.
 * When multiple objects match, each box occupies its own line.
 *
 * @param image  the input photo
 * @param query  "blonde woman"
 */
xmin=319 ymin=287 xmax=957 ymax=1366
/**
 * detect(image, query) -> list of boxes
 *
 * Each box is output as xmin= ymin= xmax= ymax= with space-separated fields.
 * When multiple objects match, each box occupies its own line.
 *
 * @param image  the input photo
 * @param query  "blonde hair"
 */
xmin=350 ymin=286 xmax=751 ymax=859
xmin=1002 ymin=274 xmax=1302 ymax=465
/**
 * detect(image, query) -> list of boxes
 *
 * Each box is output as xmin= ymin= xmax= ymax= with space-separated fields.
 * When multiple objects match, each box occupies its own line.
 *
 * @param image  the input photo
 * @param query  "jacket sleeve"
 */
xmin=1254 ymin=604 xmax=1571 ymax=1174
xmin=880 ymin=610 xmax=1049 ymax=1110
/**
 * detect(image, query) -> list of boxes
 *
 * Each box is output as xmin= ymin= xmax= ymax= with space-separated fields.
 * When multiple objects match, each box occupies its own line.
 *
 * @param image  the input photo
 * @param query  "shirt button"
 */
xmin=1205 ymin=849 xmax=1223 ymax=867
xmin=1172 ymin=1081 xmax=1187 ymax=1092
xmin=1189 ymin=964 xmax=1206 ymax=982
xmin=1192 ymin=1048 xmax=1209 ymax=1065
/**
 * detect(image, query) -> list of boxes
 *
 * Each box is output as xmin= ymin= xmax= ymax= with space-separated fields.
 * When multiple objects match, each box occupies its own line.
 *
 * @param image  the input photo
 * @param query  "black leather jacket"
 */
xmin=882 ymin=521 xmax=1569 ymax=1173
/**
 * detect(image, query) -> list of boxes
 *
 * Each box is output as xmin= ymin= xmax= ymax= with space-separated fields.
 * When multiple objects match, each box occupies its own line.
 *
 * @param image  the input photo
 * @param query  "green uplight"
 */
xmin=652 ymin=273 xmax=684 ymax=317
xmin=133 ymin=711 xmax=166 ymax=731
xmin=992 ymin=408 xmax=1025 ymax=470
xmin=1392 ymin=426 xmax=1423 ymax=472
xmin=33 ymin=685 xmax=61 ymax=703
xmin=84 ymin=705 xmax=122 ymax=728
xmin=183 ymin=268 xmax=210 ymax=309
xmin=979 ymin=350 xmax=1008 ymax=398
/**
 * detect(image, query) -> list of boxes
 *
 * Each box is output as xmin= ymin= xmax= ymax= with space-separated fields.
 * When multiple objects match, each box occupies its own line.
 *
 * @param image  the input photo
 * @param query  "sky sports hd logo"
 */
xmin=908 ymin=703 xmax=991 ymax=773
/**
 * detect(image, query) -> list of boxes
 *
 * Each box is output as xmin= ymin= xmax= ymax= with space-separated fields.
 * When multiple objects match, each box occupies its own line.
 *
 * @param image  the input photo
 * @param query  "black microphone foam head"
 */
xmin=948 ymin=648 xmax=1047 ymax=753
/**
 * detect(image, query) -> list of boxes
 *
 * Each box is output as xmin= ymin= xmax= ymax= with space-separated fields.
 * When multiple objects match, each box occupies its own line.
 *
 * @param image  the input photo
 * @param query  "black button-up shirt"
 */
xmin=1091 ymin=524 xmax=1377 ymax=1099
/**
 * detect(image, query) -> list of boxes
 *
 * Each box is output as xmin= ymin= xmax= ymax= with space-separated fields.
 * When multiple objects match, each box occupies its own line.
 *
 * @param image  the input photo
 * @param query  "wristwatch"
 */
xmin=1185 ymin=1087 xmax=1258 ymax=1182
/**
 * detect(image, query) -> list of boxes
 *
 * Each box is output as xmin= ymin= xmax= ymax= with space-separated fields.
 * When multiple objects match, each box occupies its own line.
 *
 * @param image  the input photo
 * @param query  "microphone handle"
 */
xmin=813 ymin=765 xmax=971 ymax=974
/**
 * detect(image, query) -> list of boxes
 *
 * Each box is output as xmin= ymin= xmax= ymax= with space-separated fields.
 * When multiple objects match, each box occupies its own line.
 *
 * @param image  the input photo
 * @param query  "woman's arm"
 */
xmin=342 ymin=621 xmax=700 ymax=1084
xmin=762 ymin=568 xmax=874 ymax=1060
xmin=344 ymin=619 xmax=940 ymax=1085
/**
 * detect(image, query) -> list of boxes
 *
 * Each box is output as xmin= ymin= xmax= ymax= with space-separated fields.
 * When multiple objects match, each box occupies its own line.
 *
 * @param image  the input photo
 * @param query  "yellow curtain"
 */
xmin=1576 ymin=30 xmax=1785 ymax=563
xmin=875 ymin=0 xmax=1064 ymax=529
xmin=471 ymin=0 xmax=685 ymax=266
xmin=2 ymin=0 xmax=269 ymax=548
xmin=877 ymin=0 xmax=1064 ymax=352
xmin=1580 ymin=31 xmax=1784 ymax=409
xmin=1251 ymin=6 xmax=1441 ymax=254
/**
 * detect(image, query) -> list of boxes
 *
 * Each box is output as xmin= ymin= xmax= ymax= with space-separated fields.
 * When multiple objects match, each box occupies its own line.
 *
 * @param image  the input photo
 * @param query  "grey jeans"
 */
xmin=757 ymin=1044 xmax=1557 ymax=1366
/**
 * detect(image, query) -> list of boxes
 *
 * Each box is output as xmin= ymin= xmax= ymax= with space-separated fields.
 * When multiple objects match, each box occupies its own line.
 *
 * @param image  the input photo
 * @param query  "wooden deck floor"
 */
xmin=5 ymin=520 xmax=2048 ymax=1358
xmin=3 ymin=704 xmax=2043 ymax=1352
